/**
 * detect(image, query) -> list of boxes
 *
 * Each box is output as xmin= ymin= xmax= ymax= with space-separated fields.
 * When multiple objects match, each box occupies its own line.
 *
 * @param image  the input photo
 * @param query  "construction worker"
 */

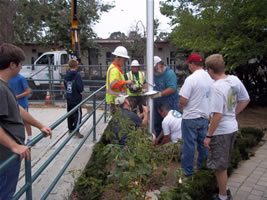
xmin=106 ymin=46 xmax=133 ymax=113
xmin=125 ymin=60 xmax=146 ymax=113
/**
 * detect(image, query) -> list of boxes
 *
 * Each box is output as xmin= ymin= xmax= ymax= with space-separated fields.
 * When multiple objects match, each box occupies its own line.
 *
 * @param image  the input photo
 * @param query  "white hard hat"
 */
xmin=115 ymin=95 xmax=129 ymax=105
xmin=112 ymin=46 xmax=130 ymax=59
xmin=130 ymin=60 xmax=140 ymax=67
xmin=154 ymin=56 xmax=162 ymax=66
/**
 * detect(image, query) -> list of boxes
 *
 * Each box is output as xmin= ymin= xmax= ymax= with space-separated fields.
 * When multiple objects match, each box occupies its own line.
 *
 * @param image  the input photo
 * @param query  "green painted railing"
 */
xmin=0 ymin=85 xmax=108 ymax=200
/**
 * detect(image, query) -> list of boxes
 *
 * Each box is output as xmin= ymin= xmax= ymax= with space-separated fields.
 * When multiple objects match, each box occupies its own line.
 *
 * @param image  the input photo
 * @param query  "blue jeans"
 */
xmin=181 ymin=118 xmax=208 ymax=176
xmin=0 ymin=159 xmax=21 ymax=200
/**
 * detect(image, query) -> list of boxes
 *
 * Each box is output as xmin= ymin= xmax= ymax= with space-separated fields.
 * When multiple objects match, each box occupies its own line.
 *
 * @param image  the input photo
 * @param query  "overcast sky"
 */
xmin=93 ymin=0 xmax=171 ymax=39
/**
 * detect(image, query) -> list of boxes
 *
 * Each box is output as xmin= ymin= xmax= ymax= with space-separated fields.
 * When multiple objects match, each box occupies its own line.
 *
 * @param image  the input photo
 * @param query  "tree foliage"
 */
xmin=160 ymin=0 xmax=267 ymax=105
xmin=0 ymin=0 xmax=113 ymax=51
xmin=160 ymin=0 xmax=267 ymax=69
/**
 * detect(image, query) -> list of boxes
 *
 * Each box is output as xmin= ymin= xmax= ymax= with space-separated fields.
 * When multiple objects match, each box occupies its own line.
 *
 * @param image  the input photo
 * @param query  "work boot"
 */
xmin=75 ymin=132 xmax=84 ymax=138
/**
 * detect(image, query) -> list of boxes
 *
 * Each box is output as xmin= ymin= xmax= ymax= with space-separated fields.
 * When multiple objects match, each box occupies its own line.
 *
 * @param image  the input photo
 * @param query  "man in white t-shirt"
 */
xmin=178 ymin=53 xmax=214 ymax=177
xmin=154 ymin=103 xmax=182 ymax=145
xmin=204 ymin=54 xmax=250 ymax=200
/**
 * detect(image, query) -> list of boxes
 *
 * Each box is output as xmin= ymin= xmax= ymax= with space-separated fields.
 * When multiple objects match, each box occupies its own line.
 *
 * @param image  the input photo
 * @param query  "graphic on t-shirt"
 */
xmin=172 ymin=110 xmax=182 ymax=118
xmin=203 ymin=87 xmax=211 ymax=98
xmin=227 ymin=87 xmax=237 ymax=112
xmin=66 ymin=81 xmax=73 ymax=94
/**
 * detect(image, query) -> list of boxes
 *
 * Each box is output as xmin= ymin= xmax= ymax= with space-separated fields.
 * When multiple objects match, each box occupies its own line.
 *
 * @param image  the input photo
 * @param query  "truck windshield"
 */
xmin=36 ymin=54 xmax=54 ymax=65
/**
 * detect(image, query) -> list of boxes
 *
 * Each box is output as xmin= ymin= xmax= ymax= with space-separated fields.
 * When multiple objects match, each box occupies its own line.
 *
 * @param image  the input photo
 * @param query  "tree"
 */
xmin=0 ymin=0 xmax=113 ymax=52
xmin=160 ymin=0 xmax=267 ymax=105
xmin=160 ymin=0 xmax=267 ymax=69
xmin=109 ymin=31 xmax=127 ymax=40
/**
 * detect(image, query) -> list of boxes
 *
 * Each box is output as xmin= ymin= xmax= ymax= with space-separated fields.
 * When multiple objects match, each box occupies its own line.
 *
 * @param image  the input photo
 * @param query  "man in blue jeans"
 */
xmin=178 ymin=53 xmax=213 ymax=177
xmin=0 ymin=43 xmax=52 ymax=200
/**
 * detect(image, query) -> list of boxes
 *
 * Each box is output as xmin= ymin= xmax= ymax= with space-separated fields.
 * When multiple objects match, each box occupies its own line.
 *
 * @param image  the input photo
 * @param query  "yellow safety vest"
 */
xmin=126 ymin=71 xmax=145 ymax=96
xmin=106 ymin=63 xmax=127 ymax=104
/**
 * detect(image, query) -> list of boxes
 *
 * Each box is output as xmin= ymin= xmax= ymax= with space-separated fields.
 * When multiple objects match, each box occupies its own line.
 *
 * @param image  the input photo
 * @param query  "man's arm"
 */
xmin=0 ymin=126 xmax=31 ymax=161
xmin=236 ymin=100 xmax=250 ymax=116
xmin=204 ymin=112 xmax=222 ymax=149
xmin=16 ymin=88 xmax=30 ymax=99
xmin=141 ymin=105 xmax=149 ymax=126
xmin=160 ymin=135 xmax=171 ymax=145
xmin=154 ymin=131 xmax=164 ymax=145
xmin=178 ymin=96 xmax=189 ymax=111
xmin=152 ymin=88 xmax=175 ymax=99
xmin=19 ymin=106 xmax=52 ymax=138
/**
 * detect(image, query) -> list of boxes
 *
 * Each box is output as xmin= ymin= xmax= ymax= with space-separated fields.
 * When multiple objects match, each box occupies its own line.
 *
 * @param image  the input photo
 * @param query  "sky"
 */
xmin=93 ymin=0 xmax=172 ymax=39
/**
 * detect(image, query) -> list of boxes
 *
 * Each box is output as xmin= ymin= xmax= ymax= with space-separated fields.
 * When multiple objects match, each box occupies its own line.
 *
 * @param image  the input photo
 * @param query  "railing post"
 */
xmin=25 ymin=160 xmax=32 ymax=200
xmin=104 ymin=101 xmax=107 ymax=123
xmin=93 ymin=94 xmax=96 ymax=141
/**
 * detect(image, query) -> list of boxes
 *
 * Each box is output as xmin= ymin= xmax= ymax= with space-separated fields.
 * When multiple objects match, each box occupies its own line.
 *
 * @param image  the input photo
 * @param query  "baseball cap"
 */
xmin=115 ymin=95 xmax=129 ymax=105
xmin=184 ymin=53 xmax=203 ymax=65
xmin=153 ymin=56 xmax=162 ymax=66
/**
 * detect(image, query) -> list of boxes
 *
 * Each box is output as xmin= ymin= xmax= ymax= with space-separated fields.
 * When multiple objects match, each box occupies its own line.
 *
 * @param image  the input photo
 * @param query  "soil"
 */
xmin=237 ymin=106 xmax=267 ymax=131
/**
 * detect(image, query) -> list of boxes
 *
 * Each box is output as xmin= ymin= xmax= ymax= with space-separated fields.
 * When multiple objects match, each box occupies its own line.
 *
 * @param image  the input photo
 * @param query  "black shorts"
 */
xmin=207 ymin=132 xmax=236 ymax=171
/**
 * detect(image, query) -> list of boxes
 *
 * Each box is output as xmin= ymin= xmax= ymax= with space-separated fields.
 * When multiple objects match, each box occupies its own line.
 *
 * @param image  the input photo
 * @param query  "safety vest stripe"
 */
xmin=110 ymin=80 xmax=119 ymax=88
xmin=106 ymin=89 xmax=126 ymax=95
xmin=106 ymin=66 xmax=116 ymax=90
xmin=127 ymin=72 xmax=132 ymax=80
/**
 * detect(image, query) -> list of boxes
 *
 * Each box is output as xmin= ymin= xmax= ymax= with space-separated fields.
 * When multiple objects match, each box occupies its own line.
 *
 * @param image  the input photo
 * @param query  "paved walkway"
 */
xmin=16 ymin=105 xmax=108 ymax=200
xmin=228 ymin=138 xmax=267 ymax=200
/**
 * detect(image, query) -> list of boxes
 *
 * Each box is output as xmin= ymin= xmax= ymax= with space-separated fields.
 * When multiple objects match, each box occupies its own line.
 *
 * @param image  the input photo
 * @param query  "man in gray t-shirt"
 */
xmin=0 ymin=43 xmax=52 ymax=200
xmin=204 ymin=54 xmax=250 ymax=200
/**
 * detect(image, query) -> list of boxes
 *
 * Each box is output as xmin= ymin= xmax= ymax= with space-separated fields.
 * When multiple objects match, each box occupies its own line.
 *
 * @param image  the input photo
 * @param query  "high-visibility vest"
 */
xmin=126 ymin=71 xmax=145 ymax=96
xmin=106 ymin=63 xmax=127 ymax=104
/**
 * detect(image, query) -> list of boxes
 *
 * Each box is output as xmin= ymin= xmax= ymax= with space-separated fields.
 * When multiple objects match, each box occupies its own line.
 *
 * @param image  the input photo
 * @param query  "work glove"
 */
xmin=152 ymin=92 xmax=162 ymax=99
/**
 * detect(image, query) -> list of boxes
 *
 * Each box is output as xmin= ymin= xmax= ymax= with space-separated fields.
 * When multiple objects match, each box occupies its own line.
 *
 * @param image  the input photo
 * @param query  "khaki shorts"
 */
xmin=207 ymin=132 xmax=236 ymax=171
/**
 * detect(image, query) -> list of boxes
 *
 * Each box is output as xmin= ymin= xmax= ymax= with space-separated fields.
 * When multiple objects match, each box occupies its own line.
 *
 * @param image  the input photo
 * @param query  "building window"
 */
xmin=106 ymin=52 xmax=114 ymax=65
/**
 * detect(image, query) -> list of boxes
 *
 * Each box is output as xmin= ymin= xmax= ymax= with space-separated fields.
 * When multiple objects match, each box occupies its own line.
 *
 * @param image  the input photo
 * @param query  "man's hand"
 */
xmin=40 ymin=126 xmax=52 ymax=139
xmin=152 ymin=92 xmax=162 ymax=99
xmin=204 ymin=138 xmax=211 ymax=149
xmin=142 ymin=105 xmax=149 ymax=113
xmin=125 ymin=80 xmax=133 ymax=85
xmin=12 ymin=144 xmax=31 ymax=161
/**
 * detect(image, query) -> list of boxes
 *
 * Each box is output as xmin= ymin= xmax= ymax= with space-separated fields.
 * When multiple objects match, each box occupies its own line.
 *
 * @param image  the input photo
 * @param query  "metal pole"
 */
xmin=104 ymin=101 xmax=107 ymax=123
xmin=93 ymin=95 xmax=96 ymax=141
xmin=25 ymin=160 xmax=32 ymax=200
xmin=146 ymin=0 xmax=154 ymax=133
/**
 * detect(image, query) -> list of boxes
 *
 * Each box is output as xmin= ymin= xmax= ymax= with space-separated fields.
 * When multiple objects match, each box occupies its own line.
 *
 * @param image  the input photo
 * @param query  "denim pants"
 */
xmin=0 ymin=159 xmax=21 ymax=200
xmin=181 ymin=118 xmax=208 ymax=176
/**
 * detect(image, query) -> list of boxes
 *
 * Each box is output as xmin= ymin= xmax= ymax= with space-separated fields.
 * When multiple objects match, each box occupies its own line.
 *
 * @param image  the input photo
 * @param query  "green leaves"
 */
xmin=160 ymin=0 xmax=267 ymax=70
xmin=0 ymin=0 xmax=114 ymax=50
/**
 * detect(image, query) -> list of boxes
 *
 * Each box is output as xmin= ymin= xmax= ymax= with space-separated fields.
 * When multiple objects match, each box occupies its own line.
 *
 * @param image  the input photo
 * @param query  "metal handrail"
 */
xmin=0 ymin=85 xmax=108 ymax=200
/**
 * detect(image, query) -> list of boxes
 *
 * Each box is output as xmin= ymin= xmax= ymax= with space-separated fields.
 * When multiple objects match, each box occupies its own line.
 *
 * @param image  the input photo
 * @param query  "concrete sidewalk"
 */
xmin=16 ymin=105 xmax=108 ymax=200
xmin=228 ymin=138 xmax=267 ymax=200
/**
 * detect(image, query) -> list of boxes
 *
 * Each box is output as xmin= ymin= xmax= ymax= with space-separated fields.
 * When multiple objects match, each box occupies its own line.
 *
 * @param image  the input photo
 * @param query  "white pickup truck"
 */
xmin=20 ymin=50 xmax=69 ymax=99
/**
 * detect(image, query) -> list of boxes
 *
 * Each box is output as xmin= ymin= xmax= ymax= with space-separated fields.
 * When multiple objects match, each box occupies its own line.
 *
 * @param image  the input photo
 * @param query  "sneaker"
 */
xmin=75 ymin=132 xmax=84 ymax=138
xmin=213 ymin=194 xmax=230 ymax=200
xmin=68 ymin=130 xmax=74 ymax=135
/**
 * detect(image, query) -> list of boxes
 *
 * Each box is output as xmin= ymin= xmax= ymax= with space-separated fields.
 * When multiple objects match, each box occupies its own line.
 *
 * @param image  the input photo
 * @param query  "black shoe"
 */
xmin=227 ymin=189 xmax=232 ymax=199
